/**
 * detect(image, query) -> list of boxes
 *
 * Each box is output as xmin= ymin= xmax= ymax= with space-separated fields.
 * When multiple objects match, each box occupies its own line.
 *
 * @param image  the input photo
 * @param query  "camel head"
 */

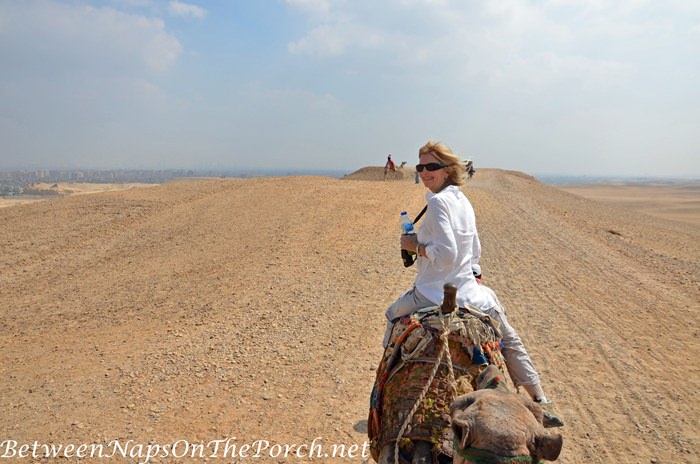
xmin=450 ymin=366 xmax=563 ymax=463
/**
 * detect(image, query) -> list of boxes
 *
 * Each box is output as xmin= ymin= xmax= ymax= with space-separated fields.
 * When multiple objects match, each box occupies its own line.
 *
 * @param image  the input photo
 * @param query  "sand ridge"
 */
xmin=0 ymin=169 xmax=698 ymax=463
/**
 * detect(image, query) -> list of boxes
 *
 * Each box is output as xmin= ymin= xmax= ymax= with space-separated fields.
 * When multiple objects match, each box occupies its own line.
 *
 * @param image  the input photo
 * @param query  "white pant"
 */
xmin=383 ymin=286 xmax=541 ymax=387
xmin=382 ymin=287 xmax=434 ymax=347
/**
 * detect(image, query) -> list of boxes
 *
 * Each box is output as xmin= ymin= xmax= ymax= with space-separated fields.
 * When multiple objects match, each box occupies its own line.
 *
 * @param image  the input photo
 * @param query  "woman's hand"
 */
xmin=401 ymin=234 xmax=419 ymax=253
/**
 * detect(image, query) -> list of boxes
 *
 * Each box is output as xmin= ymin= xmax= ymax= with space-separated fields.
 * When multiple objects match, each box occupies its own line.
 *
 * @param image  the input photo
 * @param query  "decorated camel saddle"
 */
xmin=368 ymin=283 xmax=564 ymax=463
xmin=368 ymin=284 xmax=507 ymax=463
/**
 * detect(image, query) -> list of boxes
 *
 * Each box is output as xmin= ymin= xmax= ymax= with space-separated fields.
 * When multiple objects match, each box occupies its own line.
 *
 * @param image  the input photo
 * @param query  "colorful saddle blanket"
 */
xmin=368 ymin=306 xmax=506 ymax=461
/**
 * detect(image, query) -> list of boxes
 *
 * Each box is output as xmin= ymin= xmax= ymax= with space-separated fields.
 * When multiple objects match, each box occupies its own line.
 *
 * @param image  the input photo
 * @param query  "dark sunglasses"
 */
xmin=415 ymin=162 xmax=447 ymax=172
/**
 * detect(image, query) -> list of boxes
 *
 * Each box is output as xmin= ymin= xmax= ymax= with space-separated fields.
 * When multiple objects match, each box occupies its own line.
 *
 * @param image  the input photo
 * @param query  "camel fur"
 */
xmin=450 ymin=365 xmax=563 ymax=463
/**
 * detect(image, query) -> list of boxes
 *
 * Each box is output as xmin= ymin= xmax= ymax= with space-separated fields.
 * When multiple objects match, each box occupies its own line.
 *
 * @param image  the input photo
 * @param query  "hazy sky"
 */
xmin=1 ymin=0 xmax=699 ymax=177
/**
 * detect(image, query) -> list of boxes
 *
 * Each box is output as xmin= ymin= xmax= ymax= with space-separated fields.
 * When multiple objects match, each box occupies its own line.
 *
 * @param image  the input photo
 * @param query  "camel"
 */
xmin=383 ymin=161 xmax=407 ymax=180
xmin=368 ymin=284 xmax=562 ymax=463
xmin=450 ymin=365 xmax=563 ymax=463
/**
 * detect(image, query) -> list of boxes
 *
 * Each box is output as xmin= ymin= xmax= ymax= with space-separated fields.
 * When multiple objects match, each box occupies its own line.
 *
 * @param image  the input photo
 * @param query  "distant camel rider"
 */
xmin=385 ymin=154 xmax=396 ymax=171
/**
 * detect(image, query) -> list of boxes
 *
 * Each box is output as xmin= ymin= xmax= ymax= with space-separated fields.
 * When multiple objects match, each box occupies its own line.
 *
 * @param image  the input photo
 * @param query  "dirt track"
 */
xmin=1 ymin=169 xmax=698 ymax=463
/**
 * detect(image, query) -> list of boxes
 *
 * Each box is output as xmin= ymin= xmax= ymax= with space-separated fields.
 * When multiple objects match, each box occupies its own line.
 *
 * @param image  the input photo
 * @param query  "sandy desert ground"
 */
xmin=0 ymin=183 xmax=157 ymax=208
xmin=1 ymin=168 xmax=698 ymax=463
xmin=559 ymin=183 xmax=700 ymax=228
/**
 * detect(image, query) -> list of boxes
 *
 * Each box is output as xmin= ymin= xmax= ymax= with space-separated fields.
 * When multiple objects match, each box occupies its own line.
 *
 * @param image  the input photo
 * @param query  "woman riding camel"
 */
xmin=383 ymin=140 xmax=564 ymax=428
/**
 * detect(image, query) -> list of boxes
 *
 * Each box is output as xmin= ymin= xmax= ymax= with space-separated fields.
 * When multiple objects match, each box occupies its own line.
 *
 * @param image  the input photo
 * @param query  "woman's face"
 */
xmin=418 ymin=153 xmax=449 ymax=193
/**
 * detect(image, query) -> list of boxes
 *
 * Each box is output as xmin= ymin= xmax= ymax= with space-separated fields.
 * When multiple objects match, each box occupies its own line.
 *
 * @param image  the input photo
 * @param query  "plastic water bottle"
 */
xmin=400 ymin=211 xmax=415 ymax=234
xmin=400 ymin=212 xmax=416 ymax=267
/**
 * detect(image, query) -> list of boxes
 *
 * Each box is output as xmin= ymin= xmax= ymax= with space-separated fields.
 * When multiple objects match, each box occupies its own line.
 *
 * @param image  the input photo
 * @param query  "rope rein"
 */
xmin=439 ymin=313 xmax=458 ymax=394
xmin=393 ymin=311 xmax=458 ymax=464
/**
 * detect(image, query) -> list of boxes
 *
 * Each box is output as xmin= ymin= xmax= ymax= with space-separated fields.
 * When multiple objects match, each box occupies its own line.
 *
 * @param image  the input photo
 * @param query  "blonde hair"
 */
xmin=418 ymin=141 xmax=467 ymax=187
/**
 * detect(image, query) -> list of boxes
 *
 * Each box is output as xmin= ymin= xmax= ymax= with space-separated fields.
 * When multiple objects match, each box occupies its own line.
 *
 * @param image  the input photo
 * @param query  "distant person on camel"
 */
xmin=384 ymin=154 xmax=397 ymax=180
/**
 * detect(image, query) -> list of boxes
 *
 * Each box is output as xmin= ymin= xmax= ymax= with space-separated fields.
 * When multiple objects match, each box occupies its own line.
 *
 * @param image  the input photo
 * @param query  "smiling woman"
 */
xmin=416 ymin=141 xmax=466 ymax=194
xmin=387 ymin=140 xmax=564 ymax=430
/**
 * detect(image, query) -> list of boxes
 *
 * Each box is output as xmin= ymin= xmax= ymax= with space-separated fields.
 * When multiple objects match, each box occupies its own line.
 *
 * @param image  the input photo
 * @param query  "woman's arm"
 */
xmin=471 ymin=229 xmax=482 ymax=266
xmin=421 ymin=197 xmax=458 ymax=270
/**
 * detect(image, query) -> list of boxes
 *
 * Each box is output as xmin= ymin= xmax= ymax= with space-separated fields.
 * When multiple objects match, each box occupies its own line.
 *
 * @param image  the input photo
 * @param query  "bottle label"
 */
xmin=402 ymin=223 xmax=415 ymax=234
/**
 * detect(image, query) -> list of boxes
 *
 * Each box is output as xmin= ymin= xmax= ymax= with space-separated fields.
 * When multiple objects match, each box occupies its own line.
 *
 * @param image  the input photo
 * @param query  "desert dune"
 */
xmin=559 ymin=182 xmax=700 ymax=228
xmin=0 ymin=169 xmax=698 ymax=463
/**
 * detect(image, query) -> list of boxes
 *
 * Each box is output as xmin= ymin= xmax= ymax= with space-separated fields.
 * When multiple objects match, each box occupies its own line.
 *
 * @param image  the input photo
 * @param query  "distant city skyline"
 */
xmin=1 ymin=1 xmax=699 ymax=178
xmin=3 ymin=168 xmax=697 ymax=188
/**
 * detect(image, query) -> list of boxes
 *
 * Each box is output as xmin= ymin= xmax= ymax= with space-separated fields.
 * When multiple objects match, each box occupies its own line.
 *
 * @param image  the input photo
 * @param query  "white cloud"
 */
xmin=481 ymin=51 xmax=633 ymax=94
xmin=288 ymin=25 xmax=345 ymax=56
xmin=0 ymin=1 xmax=182 ymax=75
xmin=285 ymin=0 xmax=331 ymax=16
xmin=690 ymin=22 xmax=700 ymax=37
xmin=111 ymin=0 xmax=156 ymax=8
xmin=284 ymin=1 xmax=693 ymax=93
xmin=139 ymin=20 xmax=183 ymax=71
xmin=243 ymin=81 xmax=342 ymax=113
xmin=0 ymin=0 xmax=183 ymax=166
xmin=168 ymin=1 xmax=206 ymax=20
xmin=287 ymin=20 xmax=385 ymax=57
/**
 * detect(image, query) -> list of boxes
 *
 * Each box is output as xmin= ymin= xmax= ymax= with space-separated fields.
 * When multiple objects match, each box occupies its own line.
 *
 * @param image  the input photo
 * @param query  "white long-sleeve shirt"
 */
xmin=415 ymin=185 xmax=496 ymax=310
